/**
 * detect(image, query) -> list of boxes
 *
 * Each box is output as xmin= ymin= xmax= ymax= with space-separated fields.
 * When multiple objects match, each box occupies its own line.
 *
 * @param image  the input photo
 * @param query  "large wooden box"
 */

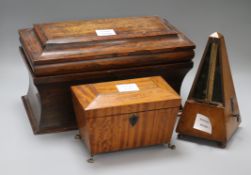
xmin=18 ymin=16 xmax=195 ymax=134
xmin=71 ymin=76 xmax=181 ymax=156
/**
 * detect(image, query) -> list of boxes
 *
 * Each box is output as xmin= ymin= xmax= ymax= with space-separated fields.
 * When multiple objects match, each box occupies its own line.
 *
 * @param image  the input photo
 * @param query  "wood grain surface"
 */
xmin=72 ymin=76 xmax=180 ymax=155
xmin=19 ymin=16 xmax=195 ymax=134
xmin=176 ymin=33 xmax=240 ymax=147
xmin=19 ymin=16 xmax=195 ymax=70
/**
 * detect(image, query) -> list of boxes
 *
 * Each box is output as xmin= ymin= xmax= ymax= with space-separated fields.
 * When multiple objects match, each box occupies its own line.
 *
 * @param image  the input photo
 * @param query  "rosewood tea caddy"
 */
xmin=18 ymin=16 xmax=195 ymax=134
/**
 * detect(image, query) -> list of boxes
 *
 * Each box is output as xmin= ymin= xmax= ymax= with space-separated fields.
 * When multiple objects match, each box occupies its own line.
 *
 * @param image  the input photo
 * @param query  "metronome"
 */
xmin=176 ymin=32 xmax=241 ymax=148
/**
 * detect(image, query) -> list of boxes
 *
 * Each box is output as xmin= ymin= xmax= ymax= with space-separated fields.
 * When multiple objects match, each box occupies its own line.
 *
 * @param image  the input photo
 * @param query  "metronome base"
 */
xmin=176 ymin=100 xmax=240 ymax=148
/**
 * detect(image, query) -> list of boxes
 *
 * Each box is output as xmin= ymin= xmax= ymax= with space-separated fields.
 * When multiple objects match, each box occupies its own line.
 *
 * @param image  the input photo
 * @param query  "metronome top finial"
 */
xmin=210 ymin=32 xmax=223 ymax=39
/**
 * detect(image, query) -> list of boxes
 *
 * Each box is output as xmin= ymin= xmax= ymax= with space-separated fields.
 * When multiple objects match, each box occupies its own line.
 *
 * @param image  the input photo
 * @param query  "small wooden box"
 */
xmin=71 ymin=76 xmax=181 ymax=156
xmin=19 ymin=16 xmax=195 ymax=134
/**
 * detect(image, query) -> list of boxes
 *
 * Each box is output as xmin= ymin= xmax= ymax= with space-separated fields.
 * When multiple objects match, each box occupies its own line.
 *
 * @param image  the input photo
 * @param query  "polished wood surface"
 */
xmin=176 ymin=100 xmax=226 ymax=143
xmin=176 ymin=32 xmax=240 ymax=147
xmin=71 ymin=76 xmax=180 ymax=117
xmin=19 ymin=16 xmax=195 ymax=74
xmin=34 ymin=16 xmax=177 ymax=48
xmin=71 ymin=76 xmax=180 ymax=155
xmin=19 ymin=16 xmax=195 ymax=134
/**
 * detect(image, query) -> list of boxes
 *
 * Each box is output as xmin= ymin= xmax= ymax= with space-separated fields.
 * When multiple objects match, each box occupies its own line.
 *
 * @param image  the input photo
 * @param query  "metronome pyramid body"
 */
xmin=176 ymin=32 xmax=241 ymax=148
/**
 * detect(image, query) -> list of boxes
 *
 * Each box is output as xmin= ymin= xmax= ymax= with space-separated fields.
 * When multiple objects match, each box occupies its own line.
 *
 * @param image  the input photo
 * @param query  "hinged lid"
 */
xmin=33 ymin=16 xmax=177 ymax=49
xmin=19 ymin=16 xmax=195 ymax=76
xmin=71 ymin=76 xmax=181 ymax=118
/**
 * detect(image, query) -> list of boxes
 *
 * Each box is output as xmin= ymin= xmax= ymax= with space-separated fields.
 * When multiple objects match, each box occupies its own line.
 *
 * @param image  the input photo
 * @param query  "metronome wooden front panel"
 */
xmin=176 ymin=100 xmax=226 ymax=143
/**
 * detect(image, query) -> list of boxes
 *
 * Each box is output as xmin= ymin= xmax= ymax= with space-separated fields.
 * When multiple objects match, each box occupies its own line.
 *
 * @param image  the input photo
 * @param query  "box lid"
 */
xmin=71 ymin=76 xmax=181 ymax=118
xmin=19 ymin=16 xmax=195 ymax=76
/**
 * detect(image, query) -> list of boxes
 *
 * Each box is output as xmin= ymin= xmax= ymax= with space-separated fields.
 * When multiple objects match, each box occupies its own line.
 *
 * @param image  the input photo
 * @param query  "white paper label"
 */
xmin=95 ymin=29 xmax=116 ymax=36
xmin=116 ymin=83 xmax=139 ymax=92
xmin=193 ymin=113 xmax=212 ymax=134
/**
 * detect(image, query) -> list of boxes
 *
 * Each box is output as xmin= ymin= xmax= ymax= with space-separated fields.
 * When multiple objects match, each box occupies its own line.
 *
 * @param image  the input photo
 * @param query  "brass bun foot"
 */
xmin=75 ymin=134 xmax=81 ymax=140
xmin=87 ymin=156 xmax=94 ymax=163
xmin=164 ymin=143 xmax=176 ymax=150
xmin=168 ymin=143 xmax=176 ymax=150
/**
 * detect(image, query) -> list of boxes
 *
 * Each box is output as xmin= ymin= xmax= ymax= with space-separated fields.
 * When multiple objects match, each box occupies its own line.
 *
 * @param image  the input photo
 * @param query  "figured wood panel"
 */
xmin=22 ymin=29 xmax=193 ymax=65
xmin=19 ymin=16 xmax=195 ymax=67
xmin=33 ymin=16 xmax=177 ymax=47
xmin=71 ymin=76 xmax=181 ymax=117
xmin=85 ymin=108 xmax=178 ymax=155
